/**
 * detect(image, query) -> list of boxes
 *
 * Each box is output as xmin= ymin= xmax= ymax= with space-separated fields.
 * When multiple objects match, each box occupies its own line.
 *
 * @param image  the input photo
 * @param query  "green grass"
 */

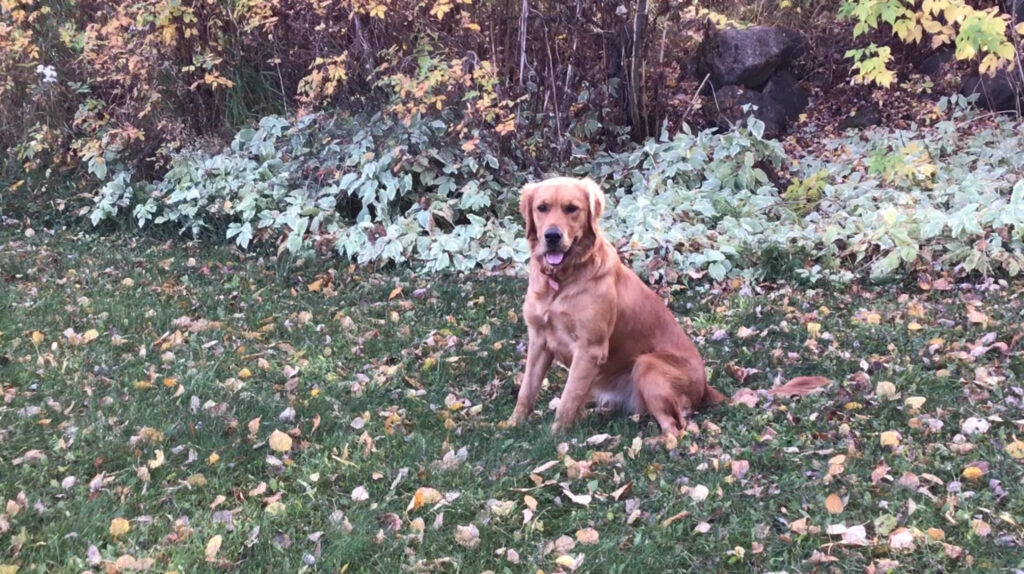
xmin=2 ymin=231 xmax=1023 ymax=573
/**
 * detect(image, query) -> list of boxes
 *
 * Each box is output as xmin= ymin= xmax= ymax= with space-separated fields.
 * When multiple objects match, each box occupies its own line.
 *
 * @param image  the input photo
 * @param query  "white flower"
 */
xmin=35 ymin=64 xmax=58 ymax=84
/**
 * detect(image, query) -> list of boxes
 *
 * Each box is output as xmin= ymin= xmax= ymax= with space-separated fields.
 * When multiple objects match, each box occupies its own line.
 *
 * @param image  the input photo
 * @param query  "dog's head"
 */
xmin=520 ymin=177 xmax=605 ymax=269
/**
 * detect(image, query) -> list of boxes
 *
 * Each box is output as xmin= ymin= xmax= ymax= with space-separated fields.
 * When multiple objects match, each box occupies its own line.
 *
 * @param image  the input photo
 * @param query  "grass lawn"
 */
xmin=2 ymin=230 xmax=1023 ymax=573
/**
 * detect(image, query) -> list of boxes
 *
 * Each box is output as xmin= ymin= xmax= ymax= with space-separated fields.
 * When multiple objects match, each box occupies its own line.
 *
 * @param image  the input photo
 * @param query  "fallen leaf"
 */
xmin=109 ymin=517 xmax=131 ymax=538
xmin=889 ymin=527 xmax=915 ymax=550
xmin=268 ymin=429 xmax=292 ymax=453
xmin=875 ymin=381 xmax=897 ymax=399
xmin=148 ymin=449 xmax=165 ymax=469
xmin=825 ymin=493 xmax=844 ymax=514
xmin=961 ymin=465 xmax=984 ymax=481
xmin=731 ymin=460 xmax=750 ymax=480
xmin=688 ymin=484 xmax=709 ymax=502
xmin=904 ymin=396 xmax=927 ymax=410
xmin=971 ymin=519 xmax=991 ymax=536
xmin=454 ymin=524 xmax=479 ymax=547
xmin=1006 ymin=439 xmax=1024 ymax=460
xmin=407 ymin=487 xmax=443 ymax=512
xmin=576 ymin=527 xmax=599 ymax=545
xmin=205 ymin=534 xmax=223 ymax=562
xmin=351 ymin=486 xmax=369 ymax=502
xmin=880 ymin=431 xmax=901 ymax=448
xmin=842 ymin=524 xmax=869 ymax=546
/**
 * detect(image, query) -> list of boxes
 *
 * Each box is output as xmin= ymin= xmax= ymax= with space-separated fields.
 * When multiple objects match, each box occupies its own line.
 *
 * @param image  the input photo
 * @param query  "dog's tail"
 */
xmin=700 ymin=384 xmax=729 ymax=408
xmin=767 ymin=376 xmax=831 ymax=397
xmin=703 ymin=376 xmax=828 ymax=409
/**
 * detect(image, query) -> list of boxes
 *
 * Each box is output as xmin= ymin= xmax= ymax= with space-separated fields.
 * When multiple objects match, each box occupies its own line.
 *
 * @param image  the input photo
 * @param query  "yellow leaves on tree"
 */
xmin=845 ymin=0 xmax=1017 ymax=86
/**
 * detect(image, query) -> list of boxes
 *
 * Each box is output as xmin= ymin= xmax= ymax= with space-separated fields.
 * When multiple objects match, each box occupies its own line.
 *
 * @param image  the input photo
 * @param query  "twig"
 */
xmin=682 ymin=73 xmax=712 ymax=123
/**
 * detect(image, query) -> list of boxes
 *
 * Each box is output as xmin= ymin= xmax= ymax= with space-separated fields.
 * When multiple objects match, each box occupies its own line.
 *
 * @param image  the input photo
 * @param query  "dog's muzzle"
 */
xmin=543 ymin=228 xmax=565 ymax=266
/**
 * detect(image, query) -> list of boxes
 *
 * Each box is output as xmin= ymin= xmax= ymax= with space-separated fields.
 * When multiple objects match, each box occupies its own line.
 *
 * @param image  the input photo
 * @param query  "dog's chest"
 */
xmin=526 ymin=298 xmax=580 ymax=359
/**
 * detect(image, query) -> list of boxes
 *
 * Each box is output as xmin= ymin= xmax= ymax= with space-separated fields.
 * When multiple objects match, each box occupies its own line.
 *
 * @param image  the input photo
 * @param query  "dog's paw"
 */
xmin=550 ymin=420 xmax=571 ymax=434
xmin=502 ymin=411 xmax=528 ymax=429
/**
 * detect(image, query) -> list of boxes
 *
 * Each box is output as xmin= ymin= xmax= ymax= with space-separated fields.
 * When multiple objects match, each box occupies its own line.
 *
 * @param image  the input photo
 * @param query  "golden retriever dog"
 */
xmin=508 ymin=177 xmax=825 ymax=435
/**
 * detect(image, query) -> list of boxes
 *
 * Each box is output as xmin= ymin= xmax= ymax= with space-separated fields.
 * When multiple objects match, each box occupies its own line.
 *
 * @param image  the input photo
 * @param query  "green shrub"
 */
xmin=89 ymin=104 xmax=1024 ymax=284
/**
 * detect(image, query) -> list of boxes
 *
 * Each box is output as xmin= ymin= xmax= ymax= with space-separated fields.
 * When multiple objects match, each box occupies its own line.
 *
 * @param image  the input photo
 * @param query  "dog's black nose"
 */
xmin=544 ymin=228 xmax=562 ymax=245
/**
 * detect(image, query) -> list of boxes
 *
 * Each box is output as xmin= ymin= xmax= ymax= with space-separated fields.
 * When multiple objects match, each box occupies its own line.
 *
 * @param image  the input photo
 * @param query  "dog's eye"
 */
xmin=537 ymin=204 xmax=550 ymax=213
xmin=565 ymin=204 xmax=579 ymax=214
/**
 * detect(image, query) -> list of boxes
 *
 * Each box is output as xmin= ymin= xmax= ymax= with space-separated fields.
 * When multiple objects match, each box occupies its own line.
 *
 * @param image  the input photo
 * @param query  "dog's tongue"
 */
xmin=545 ymin=252 xmax=564 ymax=266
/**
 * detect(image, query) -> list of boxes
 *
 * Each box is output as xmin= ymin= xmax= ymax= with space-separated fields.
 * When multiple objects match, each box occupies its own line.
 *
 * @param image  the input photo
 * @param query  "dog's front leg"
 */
xmin=509 ymin=333 xmax=553 ymax=426
xmin=552 ymin=348 xmax=605 ymax=432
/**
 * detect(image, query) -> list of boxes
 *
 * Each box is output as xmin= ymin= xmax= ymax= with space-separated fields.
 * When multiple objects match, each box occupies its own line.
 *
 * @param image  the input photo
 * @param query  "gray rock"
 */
xmin=712 ymin=84 xmax=788 ymax=139
xmin=961 ymin=69 xmax=1019 ymax=112
xmin=700 ymin=26 xmax=805 ymax=88
xmin=762 ymin=70 xmax=809 ymax=121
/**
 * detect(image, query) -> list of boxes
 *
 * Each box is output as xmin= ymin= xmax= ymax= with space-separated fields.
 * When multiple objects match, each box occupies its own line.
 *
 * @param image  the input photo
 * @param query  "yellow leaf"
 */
xmin=907 ymin=322 xmax=923 ymax=331
xmin=825 ymin=493 xmax=844 ymax=514
xmin=806 ymin=322 xmax=821 ymax=338
xmin=109 ymin=517 xmax=131 ymax=538
xmin=880 ymin=431 xmax=901 ymax=447
xmin=208 ymin=452 xmax=220 ymax=465
xmin=430 ymin=0 xmax=453 ymax=20
xmin=962 ymin=466 xmax=983 ymax=481
xmin=1006 ymin=440 xmax=1024 ymax=460
xmin=388 ymin=285 xmax=403 ymax=300
xmin=407 ymin=487 xmax=443 ymax=512
xmin=0 ymin=566 xmax=19 ymax=574
xmin=308 ymin=279 xmax=323 ymax=292
xmin=904 ymin=396 xmax=926 ymax=410
xmin=148 ymin=449 xmax=165 ymax=469
xmin=30 ymin=331 xmax=44 ymax=345
xmin=555 ymin=555 xmax=578 ymax=568
xmin=83 ymin=329 xmax=99 ymax=343
xmin=205 ymin=534 xmax=222 ymax=562
xmin=238 ymin=367 xmax=252 ymax=379
xmin=268 ymin=429 xmax=293 ymax=453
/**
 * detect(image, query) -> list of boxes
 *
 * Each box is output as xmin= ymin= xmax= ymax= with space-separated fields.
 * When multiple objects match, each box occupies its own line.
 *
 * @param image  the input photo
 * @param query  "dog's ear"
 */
xmin=519 ymin=182 xmax=539 ymax=240
xmin=580 ymin=178 xmax=605 ymax=233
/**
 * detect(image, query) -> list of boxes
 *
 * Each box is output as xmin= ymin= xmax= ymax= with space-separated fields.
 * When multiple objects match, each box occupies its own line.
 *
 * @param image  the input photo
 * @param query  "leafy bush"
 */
xmin=583 ymin=102 xmax=1024 ymax=283
xmin=90 ymin=111 xmax=528 ymax=272
xmin=89 ymin=102 xmax=1024 ymax=284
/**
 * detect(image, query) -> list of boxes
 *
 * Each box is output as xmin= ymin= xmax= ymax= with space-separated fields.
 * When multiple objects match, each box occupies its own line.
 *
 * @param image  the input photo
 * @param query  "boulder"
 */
xmin=713 ymin=85 xmax=788 ymax=139
xmin=961 ymin=69 xmax=1019 ymax=112
xmin=917 ymin=49 xmax=953 ymax=77
xmin=838 ymin=105 xmax=881 ymax=130
xmin=700 ymin=26 xmax=805 ymax=88
xmin=762 ymin=70 xmax=808 ymax=121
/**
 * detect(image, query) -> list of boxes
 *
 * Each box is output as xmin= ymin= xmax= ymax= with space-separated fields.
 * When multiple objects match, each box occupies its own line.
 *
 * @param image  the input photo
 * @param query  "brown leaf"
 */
xmin=825 ymin=493 xmax=844 ymax=514
xmin=575 ymin=527 xmax=600 ymax=545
